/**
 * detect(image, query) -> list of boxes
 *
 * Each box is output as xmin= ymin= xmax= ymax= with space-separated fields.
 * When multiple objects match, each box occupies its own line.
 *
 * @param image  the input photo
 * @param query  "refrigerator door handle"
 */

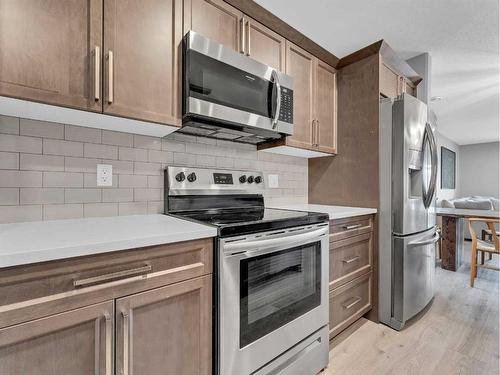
xmin=408 ymin=233 xmax=440 ymax=247
xmin=422 ymin=122 xmax=438 ymax=208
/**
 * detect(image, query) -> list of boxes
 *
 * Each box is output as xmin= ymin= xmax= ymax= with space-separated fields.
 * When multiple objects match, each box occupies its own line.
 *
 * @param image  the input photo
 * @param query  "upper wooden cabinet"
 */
xmin=0 ymin=0 xmax=103 ymax=112
xmin=245 ymin=17 xmax=286 ymax=71
xmin=103 ymin=0 xmax=183 ymax=126
xmin=315 ymin=61 xmax=338 ymax=154
xmin=259 ymin=41 xmax=337 ymax=157
xmin=0 ymin=301 xmax=114 ymax=375
xmin=380 ymin=60 xmax=417 ymax=98
xmin=184 ymin=0 xmax=243 ymax=52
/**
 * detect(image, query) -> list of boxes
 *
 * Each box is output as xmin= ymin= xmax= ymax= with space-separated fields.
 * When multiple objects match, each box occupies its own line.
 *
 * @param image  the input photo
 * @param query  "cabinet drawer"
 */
xmin=330 ymin=232 xmax=372 ymax=289
xmin=0 ymin=238 xmax=213 ymax=328
xmin=330 ymin=215 xmax=373 ymax=242
xmin=329 ymin=272 xmax=372 ymax=339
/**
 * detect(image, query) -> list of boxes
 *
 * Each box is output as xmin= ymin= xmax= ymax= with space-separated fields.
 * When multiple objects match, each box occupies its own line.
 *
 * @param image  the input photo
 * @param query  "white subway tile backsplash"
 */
xmin=0 ymin=170 xmax=42 ymax=187
xmin=0 ymin=115 xmax=20 ymax=135
xmin=0 ymin=134 xmax=42 ymax=153
xmin=20 ymin=154 xmax=64 ymax=172
xmin=43 ymin=204 xmax=84 ymax=220
xmin=0 ymin=119 xmax=307 ymax=223
xmin=84 ymin=143 xmax=118 ymax=159
xmin=20 ymin=119 xmax=64 ymax=139
xmin=0 ymin=188 xmax=19 ymax=205
xmin=65 ymin=188 xmax=101 ymax=203
xmin=44 ymin=172 xmax=83 ymax=188
xmin=0 ymin=152 xmax=19 ymax=170
xmin=20 ymin=188 xmax=65 ymax=204
xmin=65 ymin=125 xmax=101 ymax=143
xmin=44 ymin=139 xmax=83 ymax=157
xmin=102 ymin=130 xmax=133 ymax=147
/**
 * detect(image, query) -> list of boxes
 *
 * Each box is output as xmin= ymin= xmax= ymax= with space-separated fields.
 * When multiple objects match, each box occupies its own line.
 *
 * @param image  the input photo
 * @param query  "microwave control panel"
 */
xmin=278 ymin=88 xmax=293 ymax=124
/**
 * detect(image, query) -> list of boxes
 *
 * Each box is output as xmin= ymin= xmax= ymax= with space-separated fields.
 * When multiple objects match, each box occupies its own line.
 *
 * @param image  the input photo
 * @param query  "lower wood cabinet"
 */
xmin=328 ymin=215 xmax=374 ymax=340
xmin=0 ymin=238 xmax=213 ymax=375
xmin=116 ymin=275 xmax=212 ymax=375
xmin=0 ymin=301 xmax=114 ymax=375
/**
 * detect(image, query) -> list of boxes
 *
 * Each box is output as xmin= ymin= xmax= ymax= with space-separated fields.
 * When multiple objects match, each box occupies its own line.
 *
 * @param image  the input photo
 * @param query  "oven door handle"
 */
xmin=223 ymin=226 xmax=328 ymax=255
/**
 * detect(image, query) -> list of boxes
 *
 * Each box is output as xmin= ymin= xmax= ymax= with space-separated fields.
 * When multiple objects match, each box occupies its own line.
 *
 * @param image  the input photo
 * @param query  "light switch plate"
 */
xmin=268 ymin=174 xmax=279 ymax=188
xmin=97 ymin=164 xmax=113 ymax=187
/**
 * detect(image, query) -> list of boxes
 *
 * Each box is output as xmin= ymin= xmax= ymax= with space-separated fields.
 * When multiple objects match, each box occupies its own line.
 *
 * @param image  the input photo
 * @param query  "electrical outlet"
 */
xmin=268 ymin=174 xmax=279 ymax=188
xmin=97 ymin=164 xmax=113 ymax=187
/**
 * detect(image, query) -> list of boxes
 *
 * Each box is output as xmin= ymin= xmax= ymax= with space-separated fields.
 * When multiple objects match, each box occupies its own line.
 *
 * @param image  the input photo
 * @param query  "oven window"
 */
xmin=240 ymin=242 xmax=321 ymax=348
xmin=186 ymin=50 xmax=274 ymax=118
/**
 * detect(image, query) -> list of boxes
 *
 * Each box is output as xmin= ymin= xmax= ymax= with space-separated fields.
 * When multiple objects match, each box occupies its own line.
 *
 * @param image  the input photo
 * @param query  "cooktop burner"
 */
xmin=165 ymin=166 xmax=328 ymax=237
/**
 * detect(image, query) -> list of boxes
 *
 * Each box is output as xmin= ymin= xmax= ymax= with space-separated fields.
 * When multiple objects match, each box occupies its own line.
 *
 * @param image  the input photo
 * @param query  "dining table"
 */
xmin=436 ymin=208 xmax=500 ymax=271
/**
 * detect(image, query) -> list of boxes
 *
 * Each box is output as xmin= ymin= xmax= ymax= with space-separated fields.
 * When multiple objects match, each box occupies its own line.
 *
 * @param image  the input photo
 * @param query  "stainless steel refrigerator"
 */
xmin=379 ymin=94 xmax=439 ymax=330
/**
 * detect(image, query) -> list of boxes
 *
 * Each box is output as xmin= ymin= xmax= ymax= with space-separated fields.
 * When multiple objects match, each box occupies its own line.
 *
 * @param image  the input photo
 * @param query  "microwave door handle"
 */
xmin=271 ymin=70 xmax=281 ymax=129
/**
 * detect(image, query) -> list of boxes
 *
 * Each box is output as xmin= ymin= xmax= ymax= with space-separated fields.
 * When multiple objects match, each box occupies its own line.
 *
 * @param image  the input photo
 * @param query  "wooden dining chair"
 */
xmin=480 ymin=227 xmax=500 ymax=264
xmin=468 ymin=218 xmax=500 ymax=287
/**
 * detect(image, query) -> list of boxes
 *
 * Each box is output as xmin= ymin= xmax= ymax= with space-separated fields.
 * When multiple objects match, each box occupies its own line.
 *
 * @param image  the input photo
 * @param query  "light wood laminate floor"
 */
xmin=325 ymin=243 xmax=500 ymax=375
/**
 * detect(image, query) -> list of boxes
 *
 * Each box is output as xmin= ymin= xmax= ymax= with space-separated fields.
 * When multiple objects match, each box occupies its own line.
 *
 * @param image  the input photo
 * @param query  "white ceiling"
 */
xmin=255 ymin=0 xmax=499 ymax=145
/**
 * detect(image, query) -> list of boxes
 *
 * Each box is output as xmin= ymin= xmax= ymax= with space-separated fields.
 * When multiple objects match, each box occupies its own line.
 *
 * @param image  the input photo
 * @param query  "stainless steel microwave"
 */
xmin=181 ymin=31 xmax=294 ymax=145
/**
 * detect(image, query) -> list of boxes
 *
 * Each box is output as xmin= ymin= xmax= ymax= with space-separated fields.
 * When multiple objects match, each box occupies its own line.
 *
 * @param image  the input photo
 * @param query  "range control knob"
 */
xmin=247 ymin=176 xmax=254 ymax=184
xmin=175 ymin=172 xmax=185 ymax=182
xmin=187 ymin=172 xmax=197 ymax=182
xmin=254 ymin=176 xmax=262 ymax=184
xmin=239 ymin=175 xmax=247 ymax=183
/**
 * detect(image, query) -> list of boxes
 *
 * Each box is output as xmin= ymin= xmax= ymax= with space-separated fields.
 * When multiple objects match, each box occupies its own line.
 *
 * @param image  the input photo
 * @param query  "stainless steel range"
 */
xmin=165 ymin=166 xmax=330 ymax=375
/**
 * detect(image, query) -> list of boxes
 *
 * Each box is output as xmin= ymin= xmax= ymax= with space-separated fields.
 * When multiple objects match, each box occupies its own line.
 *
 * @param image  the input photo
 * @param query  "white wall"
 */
xmin=436 ymin=131 xmax=460 ymax=200
xmin=459 ymin=141 xmax=500 ymax=198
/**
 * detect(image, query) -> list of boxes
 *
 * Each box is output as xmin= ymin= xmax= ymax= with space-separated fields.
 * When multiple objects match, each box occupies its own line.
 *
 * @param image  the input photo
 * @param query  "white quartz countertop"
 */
xmin=0 ymin=214 xmax=217 ymax=268
xmin=269 ymin=203 xmax=377 ymax=220
xmin=436 ymin=208 xmax=500 ymax=218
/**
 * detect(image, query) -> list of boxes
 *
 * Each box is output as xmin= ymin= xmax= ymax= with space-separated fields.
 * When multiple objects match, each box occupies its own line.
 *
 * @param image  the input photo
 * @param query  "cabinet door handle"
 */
xmin=246 ymin=20 xmax=251 ymax=56
xmin=316 ymin=119 xmax=320 ymax=147
xmin=343 ymin=224 xmax=362 ymax=230
xmin=240 ymin=18 xmax=246 ymax=54
xmin=311 ymin=119 xmax=316 ymax=146
xmin=73 ymin=265 xmax=151 ymax=287
xmin=107 ymin=50 xmax=114 ymax=103
xmin=94 ymin=46 xmax=100 ymax=101
xmin=342 ymin=255 xmax=360 ymax=264
xmin=342 ymin=296 xmax=362 ymax=310
xmin=104 ymin=313 xmax=112 ymax=375
xmin=123 ymin=311 xmax=131 ymax=375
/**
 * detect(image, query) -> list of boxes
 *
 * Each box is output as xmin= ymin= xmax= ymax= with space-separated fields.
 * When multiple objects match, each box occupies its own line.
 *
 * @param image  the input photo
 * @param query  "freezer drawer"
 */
xmin=392 ymin=227 xmax=438 ymax=329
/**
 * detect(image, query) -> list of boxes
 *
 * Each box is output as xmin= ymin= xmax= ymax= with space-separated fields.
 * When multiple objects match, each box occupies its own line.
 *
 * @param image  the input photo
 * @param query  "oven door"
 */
xmin=184 ymin=31 xmax=293 ymax=135
xmin=219 ymin=224 xmax=329 ymax=375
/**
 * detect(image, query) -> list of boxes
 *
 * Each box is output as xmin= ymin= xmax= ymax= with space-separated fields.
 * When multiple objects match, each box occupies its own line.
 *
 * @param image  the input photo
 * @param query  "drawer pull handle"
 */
xmin=343 ymin=224 xmax=362 ymax=230
xmin=73 ymin=265 xmax=152 ymax=287
xmin=342 ymin=256 xmax=360 ymax=264
xmin=342 ymin=296 xmax=362 ymax=310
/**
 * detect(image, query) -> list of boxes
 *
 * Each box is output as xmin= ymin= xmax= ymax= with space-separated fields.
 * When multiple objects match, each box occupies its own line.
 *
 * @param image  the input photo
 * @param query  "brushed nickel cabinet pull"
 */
xmin=123 ymin=312 xmax=130 ymax=375
xmin=316 ymin=120 xmax=320 ymax=147
xmin=73 ymin=265 xmax=152 ymax=287
xmin=342 ymin=296 xmax=362 ymax=310
xmin=343 ymin=224 xmax=362 ymax=230
xmin=94 ymin=46 xmax=100 ymax=101
xmin=246 ymin=20 xmax=251 ymax=56
xmin=342 ymin=256 xmax=360 ymax=264
xmin=240 ymin=18 xmax=246 ymax=54
xmin=311 ymin=119 xmax=316 ymax=146
xmin=107 ymin=50 xmax=114 ymax=103
xmin=104 ymin=313 xmax=112 ymax=375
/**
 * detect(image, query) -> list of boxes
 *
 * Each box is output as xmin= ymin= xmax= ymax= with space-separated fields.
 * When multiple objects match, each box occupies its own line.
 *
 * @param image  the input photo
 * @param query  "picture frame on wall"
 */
xmin=441 ymin=146 xmax=456 ymax=189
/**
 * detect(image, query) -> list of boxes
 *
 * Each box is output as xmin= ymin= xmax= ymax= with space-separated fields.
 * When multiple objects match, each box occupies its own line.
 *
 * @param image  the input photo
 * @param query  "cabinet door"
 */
xmin=246 ymin=17 xmax=286 ymax=71
xmin=380 ymin=61 xmax=399 ymax=98
xmin=285 ymin=42 xmax=315 ymax=149
xmin=0 ymin=301 xmax=114 ymax=375
xmin=315 ymin=60 xmax=337 ymax=154
xmin=116 ymin=275 xmax=212 ymax=375
xmin=185 ymin=0 xmax=243 ymax=52
xmin=103 ymin=0 xmax=183 ymax=126
xmin=0 ymin=0 xmax=102 ymax=112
